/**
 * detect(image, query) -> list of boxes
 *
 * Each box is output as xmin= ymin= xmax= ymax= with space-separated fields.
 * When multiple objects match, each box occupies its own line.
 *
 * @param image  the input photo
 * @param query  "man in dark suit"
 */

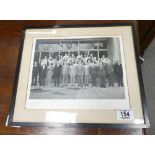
xmin=32 ymin=61 xmax=39 ymax=86
xmin=99 ymin=61 xmax=107 ymax=88
xmin=106 ymin=60 xmax=114 ymax=87
xmin=77 ymin=60 xmax=85 ymax=87
xmin=62 ymin=61 xmax=69 ymax=86
xmin=114 ymin=60 xmax=123 ymax=87
xmin=53 ymin=61 xmax=62 ymax=86
xmin=91 ymin=61 xmax=98 ymax=87
xmin=117 ymin=61 xmax=123 ymax=87
xmin=38 ymin=60 xmax=47 ymax=86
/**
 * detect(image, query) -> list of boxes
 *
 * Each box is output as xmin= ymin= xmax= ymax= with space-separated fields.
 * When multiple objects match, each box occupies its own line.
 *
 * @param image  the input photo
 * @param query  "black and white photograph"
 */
xmin=26 ymin=37 xmax=129 ymax=109
xmin=8 ymin=25 xmax=149 ymax=128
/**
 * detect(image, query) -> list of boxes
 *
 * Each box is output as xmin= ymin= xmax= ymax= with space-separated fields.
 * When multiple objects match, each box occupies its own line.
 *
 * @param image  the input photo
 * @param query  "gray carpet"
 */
xmin=142 ymin=38 xmax=155 ymax=134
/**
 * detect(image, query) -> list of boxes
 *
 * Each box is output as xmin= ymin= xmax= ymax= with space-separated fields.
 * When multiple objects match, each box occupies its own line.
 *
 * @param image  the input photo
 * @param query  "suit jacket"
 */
xmin=114 ymin=64 xmax=123 ymax=76
xmin=106 ymin=63 xmax=114 ymax=74
xmin=53 ymin=65 xmax=61 ymax=78
xmin=99 ymin=64 xmax=106 ymax=76
xmin=84 ymin=65 xmax=89 ymax=76
xmin=32 ymin=65 xmax=39 ymax=76
xmin=69 ymin=65 xmax=77 ymax=76
xmin=62 ymin=64 xmax=69 ymax=75
xmin=38 ymin=63 xmax=47 ymax=78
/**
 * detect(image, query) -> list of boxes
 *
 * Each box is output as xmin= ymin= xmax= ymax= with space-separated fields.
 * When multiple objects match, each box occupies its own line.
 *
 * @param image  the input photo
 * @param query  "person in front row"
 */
xmin=77 ymin=60 xmax=84 ymax=87
xmin=117 ymin=61 xmax=123 ymax=87
xmin=32 ymin=61 xmax=39 ymax=86
xmin=84 ymin=61 xmax=89 ymax=86
xmin=46 ymin=62 xmax=52 ymax=86
xmin=62 ymin=61 xmax=69 ymax=86
xmin=114 ymin=60 xmax=123 ymax=87
xmin=112 ymin=59 xmax=117 ymax=84
xmin=91 ymin=61 xmax=98 ymax=87
xmin=99 ymin=61 xmax=107 ymax=88
xmin=106 ymin=59 xmax=114 ymax=87
xmin=53 ymin=61 xmax=61 ymax=86
xmin=38 ymin=59 xmax=47 ymax=86
xmin=69 ymin=62 xmax=77 ymax=86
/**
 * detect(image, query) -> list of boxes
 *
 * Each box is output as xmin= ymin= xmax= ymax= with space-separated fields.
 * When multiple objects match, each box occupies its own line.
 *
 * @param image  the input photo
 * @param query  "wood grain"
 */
xmin=0 ymin=20 xmax=149 ymax=135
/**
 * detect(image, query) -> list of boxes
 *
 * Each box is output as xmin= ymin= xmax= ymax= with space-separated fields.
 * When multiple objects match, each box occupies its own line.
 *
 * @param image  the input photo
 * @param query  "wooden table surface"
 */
xmin=0 ymin=20 xmax=145 ymax=134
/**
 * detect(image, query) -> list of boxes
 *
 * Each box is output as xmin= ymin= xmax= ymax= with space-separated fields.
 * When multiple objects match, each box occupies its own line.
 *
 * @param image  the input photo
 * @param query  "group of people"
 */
xmin=31 ymin=53 xmax=123 ymax=88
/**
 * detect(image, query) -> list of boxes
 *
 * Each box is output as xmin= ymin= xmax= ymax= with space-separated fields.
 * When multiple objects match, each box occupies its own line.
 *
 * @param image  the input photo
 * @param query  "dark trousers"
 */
xmin=92 ymin=74 xmax=97 ymax=86
xmin=32 ymin=74 xmax=38 ymax=86
xmin=54 ymin=76 xmax=60 ymax=86
xmin=100 ymin=75 xmax=106 ymax=87
xmin=118 ymin=76 xmax=123 ymax=87
xmin=107 ymin=72 xmax=114 ymax=86
xmin=39 ymin=74 xmax=46 ymax=86
xmin=115 ymin=73 xmax=123 ymax=87
xmin=113 ymin=72 xmax=117 ymax=83
xmin=78 ymin=75 xmax=83 ymax=86
xmin=39 ymin=78 xmax=45 ymax=86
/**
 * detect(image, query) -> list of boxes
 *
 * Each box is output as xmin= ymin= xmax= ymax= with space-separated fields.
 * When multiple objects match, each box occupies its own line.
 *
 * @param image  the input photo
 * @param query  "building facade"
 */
xmin=34 ymin=37 xmax=122 ymax=62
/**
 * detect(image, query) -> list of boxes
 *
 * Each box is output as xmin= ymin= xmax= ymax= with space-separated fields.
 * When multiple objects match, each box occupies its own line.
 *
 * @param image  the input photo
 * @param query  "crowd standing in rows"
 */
xmin=31 ymin=53 xmax=123 ymax=88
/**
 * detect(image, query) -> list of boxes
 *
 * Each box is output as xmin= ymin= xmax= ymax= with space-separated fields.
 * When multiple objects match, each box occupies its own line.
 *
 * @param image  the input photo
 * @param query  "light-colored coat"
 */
xmin=70 ymin=64 xmax=77 ymax=76
xmin=77 ymin=64 xmax=84 ymax=76
xmin=84 ymin=65 xmax=89 ymax=76
xmin=62 ymin=64 xmax=69 ymax=75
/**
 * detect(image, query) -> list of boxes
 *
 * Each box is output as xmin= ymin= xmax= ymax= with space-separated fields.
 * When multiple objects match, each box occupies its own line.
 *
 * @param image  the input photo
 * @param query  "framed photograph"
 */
xmin=8 ymin=24 xmax=150 ymax=128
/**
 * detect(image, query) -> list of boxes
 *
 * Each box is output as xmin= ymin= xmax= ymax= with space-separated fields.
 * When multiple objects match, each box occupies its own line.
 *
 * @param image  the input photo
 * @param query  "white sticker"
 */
xmin=116 ymin=109 xmax=134 ymax=120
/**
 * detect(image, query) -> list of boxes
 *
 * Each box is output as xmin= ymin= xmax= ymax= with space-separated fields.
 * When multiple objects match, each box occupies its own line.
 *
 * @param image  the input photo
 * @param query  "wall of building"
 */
xmin=107 ymin=38 xmax=121 ymax=61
